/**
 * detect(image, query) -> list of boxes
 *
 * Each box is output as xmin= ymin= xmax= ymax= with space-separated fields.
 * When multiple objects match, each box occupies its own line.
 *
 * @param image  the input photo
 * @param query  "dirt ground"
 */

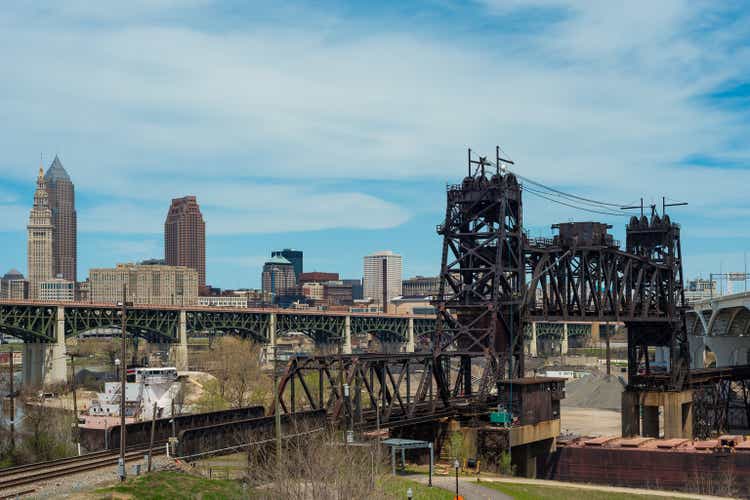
xmin=560 ymin=407 xmax=621 ymax=437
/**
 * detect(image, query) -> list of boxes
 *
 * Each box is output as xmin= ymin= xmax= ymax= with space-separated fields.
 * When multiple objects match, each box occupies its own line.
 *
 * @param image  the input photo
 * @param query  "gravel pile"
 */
xmin=562 ymin=373 xmax=626 ymax=410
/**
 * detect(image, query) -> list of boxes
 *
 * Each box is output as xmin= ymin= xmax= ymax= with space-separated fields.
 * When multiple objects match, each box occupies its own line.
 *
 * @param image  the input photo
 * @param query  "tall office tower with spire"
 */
xmin=28 ymin=165 xmax=54 ymax=299
xmin=45 ymin=155 xmax=77 ymax=282
xmin=165 ymin=196 xmax=206 ymax=287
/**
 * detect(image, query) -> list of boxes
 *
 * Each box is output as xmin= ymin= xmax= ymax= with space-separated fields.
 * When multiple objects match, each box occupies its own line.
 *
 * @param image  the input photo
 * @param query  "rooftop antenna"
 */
xmin=495 ymin=145 xmax=515 ymax=174
xmin=620 ymin=198 xmax=644 ymax=217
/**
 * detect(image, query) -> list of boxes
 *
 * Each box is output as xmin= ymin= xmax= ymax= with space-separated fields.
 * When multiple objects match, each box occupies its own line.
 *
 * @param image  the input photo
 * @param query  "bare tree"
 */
xmin=244 ymin=427 xmax=387 ymax=500
xmin=196 ymin=336 xmax=271 ymax=409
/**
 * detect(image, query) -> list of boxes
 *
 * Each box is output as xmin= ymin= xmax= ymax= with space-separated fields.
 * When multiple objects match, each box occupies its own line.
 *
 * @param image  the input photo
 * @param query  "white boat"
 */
xmin=80 ymin=367 xmax=180 ymax=430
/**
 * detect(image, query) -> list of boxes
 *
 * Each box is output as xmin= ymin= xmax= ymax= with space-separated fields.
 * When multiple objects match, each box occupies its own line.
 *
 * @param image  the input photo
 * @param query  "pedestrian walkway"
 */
xmin=410 ymin=474 xmax=730 ymax=500
xmin=410 ymin=475 xmax=511 ymax=499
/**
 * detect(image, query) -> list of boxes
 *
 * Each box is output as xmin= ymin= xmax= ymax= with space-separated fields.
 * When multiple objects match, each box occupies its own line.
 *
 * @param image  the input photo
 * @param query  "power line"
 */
xmin=515 ymin=173 xmax=626 ymax=208
xmin=523 ymin=185 xmax=630 ymax=217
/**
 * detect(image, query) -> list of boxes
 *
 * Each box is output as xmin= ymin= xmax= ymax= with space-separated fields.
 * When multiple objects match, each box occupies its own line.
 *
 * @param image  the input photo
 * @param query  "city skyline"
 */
xmin=2 ymin=3 xmax=750 ymax=288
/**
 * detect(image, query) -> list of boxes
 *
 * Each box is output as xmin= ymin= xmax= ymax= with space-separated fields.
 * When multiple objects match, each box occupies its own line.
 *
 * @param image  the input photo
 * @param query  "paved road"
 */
xmin=410 ymin=475 xmax=512 ymax=499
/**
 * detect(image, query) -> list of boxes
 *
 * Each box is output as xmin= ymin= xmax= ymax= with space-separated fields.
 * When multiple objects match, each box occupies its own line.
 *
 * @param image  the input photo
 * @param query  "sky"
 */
xmin=2 ymin=1 xmax=750 ymax=289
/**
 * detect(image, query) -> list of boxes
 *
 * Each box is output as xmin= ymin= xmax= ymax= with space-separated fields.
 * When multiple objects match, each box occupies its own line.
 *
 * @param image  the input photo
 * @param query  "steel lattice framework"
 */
xmin=0 ymin=302 xmax=435 ymax=346
xmin=275 ymin=353 xmax=485 ymax=428
xmin=0 ymin=303 xmax=56 ymax=342
xmin=64 ymin=304 xmax=179 ymax=342
xmin=431 ymin=151 xmax=689 ymax=392
xmin=434 ymin=151 xmax=525 ymax=399
xmin=187 ymin=310 xmax=270 ymax=342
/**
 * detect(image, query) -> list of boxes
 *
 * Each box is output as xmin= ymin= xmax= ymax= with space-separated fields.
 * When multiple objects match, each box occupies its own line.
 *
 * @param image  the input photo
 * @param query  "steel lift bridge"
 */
xmin=275 ymin=149 xmax=695 ymax=438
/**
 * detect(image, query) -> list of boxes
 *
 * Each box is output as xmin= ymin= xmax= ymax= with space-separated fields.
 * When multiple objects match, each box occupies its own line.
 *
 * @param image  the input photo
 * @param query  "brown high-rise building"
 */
xmin=45 ymin=156 xmax=77 ymax=282
xmin=165 ymin=196 xmax=206 ymax=286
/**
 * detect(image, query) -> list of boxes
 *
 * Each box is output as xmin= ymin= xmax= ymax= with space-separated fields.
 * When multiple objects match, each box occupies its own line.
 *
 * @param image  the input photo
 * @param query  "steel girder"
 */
xmin=351 ymin=316 xmax=407 ymax=343
xmin=64 ymin=305 xmax=179 ymax=342
xmin=276 ymin=312 xmax=345 ymax=344
xmin=0 ymin=303 xmax=56 ymax=342
xmin=186 ymin=310 xmax=270 ymax=342
xmin=274 ymin=353 xmax=486 ymax=427
xmin=435 ymin=159 xmax=525 ymax=390
xmin=524 ymin=246 xmax=675 ymax=323
xmin=414 ymin=318 xmax=437 ymax=338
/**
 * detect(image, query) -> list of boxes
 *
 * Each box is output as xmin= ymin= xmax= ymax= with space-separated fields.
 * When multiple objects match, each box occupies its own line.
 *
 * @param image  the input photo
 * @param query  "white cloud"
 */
xmin=0 ymin=1 xmax=749 ymax=247
xmin=77 ymin=183 xmax=409 ymax=234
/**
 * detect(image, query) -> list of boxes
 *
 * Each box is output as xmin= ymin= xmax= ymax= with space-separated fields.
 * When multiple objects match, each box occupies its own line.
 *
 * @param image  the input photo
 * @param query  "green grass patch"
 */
xmin=380 ymin=475 xmax=454 ymax=499
xmin=481 ymin=481 xmax=672 ymax=500
xmin=97 ymin=470 xmax=246 ymax=499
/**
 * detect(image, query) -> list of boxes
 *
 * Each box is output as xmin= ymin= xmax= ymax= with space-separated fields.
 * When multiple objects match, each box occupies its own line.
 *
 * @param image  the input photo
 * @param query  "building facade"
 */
xmin=1 ymin=269 xmax=28 ymax=300
xmin=271 ymin=249 xmax=303 ymax=280
xmin=165 ymin=196 xmax=206 ymax=287
xmin=363 ymin=251 xmax=402 ymax=308
xmin=197 ymin=296 xmax=248 ymax=308
xmin=301 ymin=282 xmax=325 ymax=301
xmin=27 ymin=166 xmax=54 ymax=300
xmin=39 ymin=278 xmax=75 ymax=302
xmin=262 ymin=256 xmax=297 ymax=301
xmin=89 ymin=263 xmax=198 ymax=305
xmin=324 ymin=281 xmax=354 ymax=306
xmin=402 ymin=275 xmax=440 ymax=297
xmin=45 ymin=156 xmax=77 ymax=283
xmin=685 ymin=278 xmax=718 ymax=305
xmin=299 ymin=271 xmax=339 ymax=284
xmin=343 ymin=278 xmax=363 ymax=300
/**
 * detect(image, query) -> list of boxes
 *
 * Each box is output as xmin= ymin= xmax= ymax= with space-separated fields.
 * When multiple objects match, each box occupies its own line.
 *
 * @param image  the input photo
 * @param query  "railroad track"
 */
xmin=0 ymin=444 xmax=166 ymax=493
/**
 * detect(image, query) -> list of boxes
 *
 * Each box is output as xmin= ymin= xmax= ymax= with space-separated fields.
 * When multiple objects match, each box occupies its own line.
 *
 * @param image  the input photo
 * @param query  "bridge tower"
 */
xmin=435 ymin=148 xmax=524 ymax=397
xmin=625 ymin=210 xmax=690 ymax=390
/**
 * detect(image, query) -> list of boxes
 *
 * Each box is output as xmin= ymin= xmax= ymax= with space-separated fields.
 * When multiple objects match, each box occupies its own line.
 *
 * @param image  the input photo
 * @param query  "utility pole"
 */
xmin=8 ymin=346 xmax=15 ymax=453
xmin=119 ymin=284 xmax=128 ymax=482
xmin=147 ymin=402 xmax=157 ymax=472
xmin=273 ymin=344 xmax=281 ymax=467
xmin=68 ymin=352 xmax=80 ymax=448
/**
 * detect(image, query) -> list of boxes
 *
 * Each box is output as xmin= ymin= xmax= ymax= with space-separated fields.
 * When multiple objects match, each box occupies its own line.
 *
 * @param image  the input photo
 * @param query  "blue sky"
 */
xmin=2 ymin=1 xmax=750 ymax=289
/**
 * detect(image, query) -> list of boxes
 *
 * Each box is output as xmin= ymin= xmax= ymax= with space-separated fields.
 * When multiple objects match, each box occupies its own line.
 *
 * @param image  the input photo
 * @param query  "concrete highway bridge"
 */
xmin=0 ymin=300 xmax=438 ymax=385
xmin=686 ymin=291 xmax=750 ymax=368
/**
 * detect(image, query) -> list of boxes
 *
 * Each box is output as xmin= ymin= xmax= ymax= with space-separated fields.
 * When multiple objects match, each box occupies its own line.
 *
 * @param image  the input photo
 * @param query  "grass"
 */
xmin=481 ymin=481 xmax=674 ymax=500
xmin=97 ymin=471 xmax=245 ymax=499
xmin=380 ymin=475 xmax=455 ymax=499
xmin=98 ymin=469 xmax=453 ymax=499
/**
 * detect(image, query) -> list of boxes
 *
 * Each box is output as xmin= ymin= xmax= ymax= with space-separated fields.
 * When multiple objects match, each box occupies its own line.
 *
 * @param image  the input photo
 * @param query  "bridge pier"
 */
xmin=266 ymin=312 xmax=277 ymax=361
xmin=590 ymin=322 xmax=600 ymax=345
xmin=23 ymin=306 xmax=67 ymax=387
xmin=561 ymin=323 xmax=569 ymax=355
xmin=405 ymin=317 xmax=415 ymax=353
xmin=343 ymin=315 xmax=352 ymax=355
xmin=622 ymin=389 xmax=693 ymax=439
xmin=529 ymin=322 xmax=538 ymax=357
xmin=169 ymin=310 xmax=188 ymax=371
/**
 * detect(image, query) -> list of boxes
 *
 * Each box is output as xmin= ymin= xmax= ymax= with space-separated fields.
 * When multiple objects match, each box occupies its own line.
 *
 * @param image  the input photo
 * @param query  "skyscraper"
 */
xmin=165 ymin=196 xmax=206 ymax=287
xmin=262 ymin=256 xmax=296 ymax=302
xmin=363 ymin=251 xmax=402 ymax=309
xmin=271 ymin=249 xmax=303 ymax=280
xmin=27 ymin=166 xmax=54 ymax=300
xmin=45 ymin=155 xmax=77 ymax=282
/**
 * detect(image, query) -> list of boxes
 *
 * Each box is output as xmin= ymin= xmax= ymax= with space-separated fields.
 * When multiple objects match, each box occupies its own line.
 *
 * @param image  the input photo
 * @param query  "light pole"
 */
xmin=454 ymin=458 xmax=460 ymax=498
xmin=118 ymin=284 xmax=131 ymax=482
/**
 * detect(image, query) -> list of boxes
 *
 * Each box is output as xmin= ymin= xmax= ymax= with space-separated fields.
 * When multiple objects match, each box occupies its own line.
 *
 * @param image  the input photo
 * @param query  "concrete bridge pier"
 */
xmin=622 ymin=389 xmax=694 ymax=439
xmin=23 ymin=306 xmax=67 ymax=387
xmin=169 ymin=310 xmax=189 ymax=371
xmin=529 ymin=322 xmax=538 ymax=357
xmin=343 ymin=315 xmax=352 ymax=355
xmin=561 ymin=323 xmax=569 ymax=355
xmin=405 ymin=317 xmax=415 ymax=353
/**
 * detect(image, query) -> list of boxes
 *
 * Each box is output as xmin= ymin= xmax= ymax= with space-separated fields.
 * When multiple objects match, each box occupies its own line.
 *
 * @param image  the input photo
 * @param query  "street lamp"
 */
xmin=454 ymin=458 xmax=460 ymax=498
